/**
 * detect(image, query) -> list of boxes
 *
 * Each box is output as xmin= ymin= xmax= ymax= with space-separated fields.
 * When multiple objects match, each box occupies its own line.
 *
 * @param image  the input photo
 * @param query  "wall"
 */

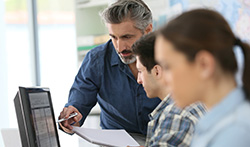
xmin=0 ymin=1 xmax=9 ymax=147
xmin=145 ymin=0 xmax=250 ymax=42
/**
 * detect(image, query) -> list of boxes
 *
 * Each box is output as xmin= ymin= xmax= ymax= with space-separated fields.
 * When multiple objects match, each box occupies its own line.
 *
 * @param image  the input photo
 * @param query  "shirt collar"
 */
xmin=195 ymin=87 xmax=246 ymax=134
xmin=108 ymin=40 xmax=139 ymax=82
xmin=149 ymin=94 xmax=173 ymax=119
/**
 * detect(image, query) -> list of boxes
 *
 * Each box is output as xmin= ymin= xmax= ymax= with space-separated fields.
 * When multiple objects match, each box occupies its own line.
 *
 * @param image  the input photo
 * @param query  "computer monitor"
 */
xmin=14 ymin=87 xmax=60 ymax=147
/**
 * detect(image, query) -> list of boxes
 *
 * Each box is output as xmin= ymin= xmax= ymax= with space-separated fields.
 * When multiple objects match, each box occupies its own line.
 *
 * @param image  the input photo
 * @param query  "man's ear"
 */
xmin=153 ymin=65 xmax=163 ymax=79
xmin=195 ymin=50 xmax=216 ymax=79
xmin=144 ymin=23 xmax=153 ymax=34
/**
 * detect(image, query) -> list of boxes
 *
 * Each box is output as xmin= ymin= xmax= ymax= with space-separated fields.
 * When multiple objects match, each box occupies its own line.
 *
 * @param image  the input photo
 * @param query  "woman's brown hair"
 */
xmin=159 ymin=9 xmax=250 ymax=99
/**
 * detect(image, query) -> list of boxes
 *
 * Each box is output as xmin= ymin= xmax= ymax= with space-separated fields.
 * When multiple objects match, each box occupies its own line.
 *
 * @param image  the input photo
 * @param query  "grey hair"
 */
xmin=100 ymin=0 xmax=152 ymax=32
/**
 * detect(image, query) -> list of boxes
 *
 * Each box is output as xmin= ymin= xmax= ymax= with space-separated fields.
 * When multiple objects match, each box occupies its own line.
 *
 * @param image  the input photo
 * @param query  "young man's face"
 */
xmin=107 ymin=20 xmax=152 ymax=64
xmin=136 ymin=56 xmax=159 ymax=98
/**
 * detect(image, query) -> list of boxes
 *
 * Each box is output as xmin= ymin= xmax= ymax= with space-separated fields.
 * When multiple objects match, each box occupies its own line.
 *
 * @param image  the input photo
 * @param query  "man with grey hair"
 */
xmin=58 ymin=0 xmax=160 ymax=144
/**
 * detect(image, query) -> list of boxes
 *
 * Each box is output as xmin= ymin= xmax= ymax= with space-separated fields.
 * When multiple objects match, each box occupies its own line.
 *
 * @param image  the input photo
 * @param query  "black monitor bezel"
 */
xmin=16 ymin=86 xmax=60 ymax=147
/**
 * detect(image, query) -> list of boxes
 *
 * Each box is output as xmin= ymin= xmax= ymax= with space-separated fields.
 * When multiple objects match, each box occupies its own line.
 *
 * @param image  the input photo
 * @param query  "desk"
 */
xmin=1 ymin=128 xmax=21 ymax=147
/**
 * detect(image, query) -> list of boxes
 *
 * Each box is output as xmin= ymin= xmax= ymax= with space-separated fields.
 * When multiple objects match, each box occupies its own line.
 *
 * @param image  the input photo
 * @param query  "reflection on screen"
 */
xmin=29 ymin=92 xmax=59 ymax=147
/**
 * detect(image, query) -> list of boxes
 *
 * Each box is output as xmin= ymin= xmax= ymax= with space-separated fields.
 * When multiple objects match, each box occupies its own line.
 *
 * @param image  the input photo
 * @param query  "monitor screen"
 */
xmin=14 ymin=87 xmax=60 ymax=147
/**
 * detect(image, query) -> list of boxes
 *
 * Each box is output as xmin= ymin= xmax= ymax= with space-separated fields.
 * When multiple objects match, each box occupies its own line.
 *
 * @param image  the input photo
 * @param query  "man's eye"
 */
xmin=123 ymin=36 xmax=132 ymax=39
xmin=110 ymin=36 xmax=117 ymax=40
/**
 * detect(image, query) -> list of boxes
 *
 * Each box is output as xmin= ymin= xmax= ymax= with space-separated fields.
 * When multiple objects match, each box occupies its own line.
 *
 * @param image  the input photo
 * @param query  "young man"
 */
xmin=58 ymin=0 xmax=160 ymax=145
xmin=132 ymin=32 xmax=206 ymax=146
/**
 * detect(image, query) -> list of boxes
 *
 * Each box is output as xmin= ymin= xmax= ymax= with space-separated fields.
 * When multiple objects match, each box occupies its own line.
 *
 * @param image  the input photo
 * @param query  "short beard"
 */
xmin=118 ymin=54 xmax=136 ymax=64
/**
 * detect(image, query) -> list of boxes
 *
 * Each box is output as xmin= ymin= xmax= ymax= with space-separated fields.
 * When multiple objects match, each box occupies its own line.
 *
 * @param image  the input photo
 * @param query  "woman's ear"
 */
xmin=195 ymin=50 xmax=216 ymax=79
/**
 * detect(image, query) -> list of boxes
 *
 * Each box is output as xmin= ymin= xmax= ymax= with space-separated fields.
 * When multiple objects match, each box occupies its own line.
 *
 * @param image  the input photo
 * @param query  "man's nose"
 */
xmin=116 ymin=39 xmax=126 ymax=52
xmin=137 ymin=76 xmax=142 ymax=84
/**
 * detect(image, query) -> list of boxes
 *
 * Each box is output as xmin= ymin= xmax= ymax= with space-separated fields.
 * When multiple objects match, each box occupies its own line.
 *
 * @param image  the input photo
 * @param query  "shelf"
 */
xmin=77 ymin=44 xmax=100 ymax=51
xmin=75 ymin=0 xmax=113 ymax=65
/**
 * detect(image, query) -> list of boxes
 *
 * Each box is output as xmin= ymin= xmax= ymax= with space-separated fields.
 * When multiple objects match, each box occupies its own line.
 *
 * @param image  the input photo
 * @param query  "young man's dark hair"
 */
xmin=132 ymin=32 xmax=157 ymax=72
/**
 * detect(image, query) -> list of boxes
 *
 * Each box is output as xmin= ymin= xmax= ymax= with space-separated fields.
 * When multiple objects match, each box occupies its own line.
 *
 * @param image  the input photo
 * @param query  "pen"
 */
xmin=57 ymin=112 xmax=78 ymax=123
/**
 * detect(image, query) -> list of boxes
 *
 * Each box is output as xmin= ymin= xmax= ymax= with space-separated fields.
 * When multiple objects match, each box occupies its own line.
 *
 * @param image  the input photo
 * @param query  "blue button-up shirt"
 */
xmin=65 ymin=40 xmax=161 ymax=135
xmin=191 ymin=88 xmax=250 ymax=147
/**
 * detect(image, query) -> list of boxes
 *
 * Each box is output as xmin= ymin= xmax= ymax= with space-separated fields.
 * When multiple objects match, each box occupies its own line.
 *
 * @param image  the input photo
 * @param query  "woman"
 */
xmin=155 ymin=9 xmax=250 ymax=146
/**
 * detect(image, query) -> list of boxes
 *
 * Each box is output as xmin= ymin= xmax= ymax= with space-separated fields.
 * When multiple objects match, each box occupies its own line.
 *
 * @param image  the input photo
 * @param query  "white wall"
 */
xmin=38 ymin=24 xmax=79 ymax=147
xmin=0 ymin=1 xmax=8 ymax=146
